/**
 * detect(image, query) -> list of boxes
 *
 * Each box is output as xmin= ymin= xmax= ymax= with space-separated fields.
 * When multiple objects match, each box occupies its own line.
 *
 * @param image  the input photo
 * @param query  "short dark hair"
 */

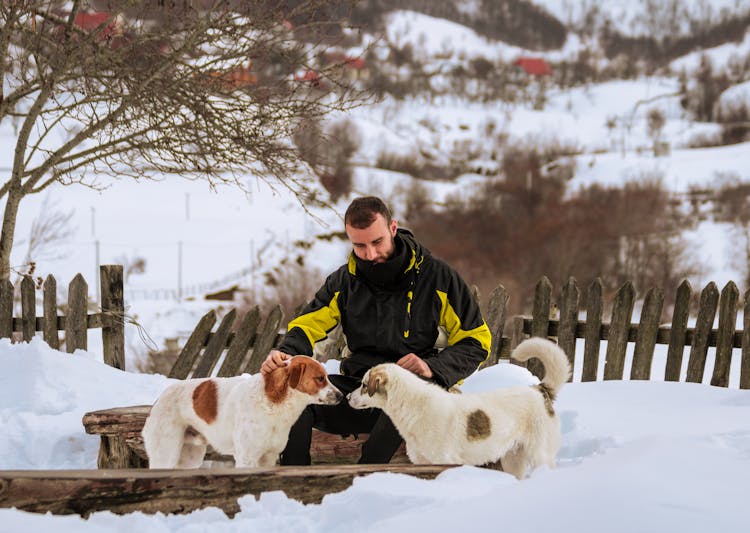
xmin=344 ymin=196 xmax=392 ymax=229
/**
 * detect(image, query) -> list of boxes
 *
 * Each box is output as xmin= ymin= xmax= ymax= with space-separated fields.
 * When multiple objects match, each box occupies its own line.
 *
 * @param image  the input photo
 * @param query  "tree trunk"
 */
xmin=0 ymin=186 xmax=23 ymax=281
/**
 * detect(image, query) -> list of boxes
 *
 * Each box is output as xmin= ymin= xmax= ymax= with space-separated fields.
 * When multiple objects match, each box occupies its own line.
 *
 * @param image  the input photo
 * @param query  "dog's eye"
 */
xmin=315 ymin=376 xmax=325 ymax=384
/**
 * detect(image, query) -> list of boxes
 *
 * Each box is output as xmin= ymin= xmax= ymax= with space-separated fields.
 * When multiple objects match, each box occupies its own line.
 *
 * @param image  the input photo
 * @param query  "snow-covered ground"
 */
xmin=1 ymin=338 xmax=749 ymax=532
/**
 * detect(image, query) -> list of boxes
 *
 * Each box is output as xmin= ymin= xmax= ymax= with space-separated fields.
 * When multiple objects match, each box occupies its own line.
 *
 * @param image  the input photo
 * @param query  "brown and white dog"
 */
xmin=142 ymin=356 xmax=342 ymax=468
xmin=347 ymin=338 xmax=570 ymax=479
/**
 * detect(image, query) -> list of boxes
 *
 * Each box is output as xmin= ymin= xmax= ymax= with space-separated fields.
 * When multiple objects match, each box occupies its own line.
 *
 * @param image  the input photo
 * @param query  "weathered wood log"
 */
xmin=66 ymin=274 xmax=88 ymax=352
xmin=603 ymin=281 xmax=635 ymax=380
xmin=100 ymin=265 xmax=126 ymax=370
xmin=630 ymin=287 xmax=663 ymax=380
xmin=21 ymin=275 xmax=36 ymax=341
xmin=43 ymin=274 xmax=60 ymax=349
xmin=0 ymin=464 xmax=449 ymax=517
xmin=582 ymin=278 xmax=603 ymax=382
xmin=558 ymin=277 xmax=579 ymax=380
xmin=529 ymin=276 xmax=552 ymax=378
xmin=711 ymin=281 xmax=738 ymax=387
xmin=485 ymin=284 xmax=509 ymax=367
xmin=664 ymin=280 xmax=691 ymax=381
xmin=686 ymin=282 xmax=719 ymax=383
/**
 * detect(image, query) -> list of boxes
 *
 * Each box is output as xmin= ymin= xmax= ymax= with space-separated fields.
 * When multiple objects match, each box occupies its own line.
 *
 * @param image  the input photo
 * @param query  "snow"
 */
xmin=1 ymin=338 xmax=749 ymax=531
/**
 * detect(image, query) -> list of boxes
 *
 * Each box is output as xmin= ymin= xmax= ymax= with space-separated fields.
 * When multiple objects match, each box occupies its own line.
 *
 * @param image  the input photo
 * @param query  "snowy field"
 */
xmin=0 ymin=338 xmax=749 ymax=532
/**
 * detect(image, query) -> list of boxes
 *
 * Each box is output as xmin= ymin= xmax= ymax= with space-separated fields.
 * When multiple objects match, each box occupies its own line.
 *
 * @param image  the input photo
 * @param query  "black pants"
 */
xmin=279 ymin=374 xmax=403 ymax=465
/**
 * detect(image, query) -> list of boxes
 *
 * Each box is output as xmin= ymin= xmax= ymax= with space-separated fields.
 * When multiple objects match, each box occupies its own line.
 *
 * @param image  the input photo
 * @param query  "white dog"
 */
xmin=142 ymin=356 xmax=342 ymax=468
xmin=348 ymin=337 xmax=570 ymax=479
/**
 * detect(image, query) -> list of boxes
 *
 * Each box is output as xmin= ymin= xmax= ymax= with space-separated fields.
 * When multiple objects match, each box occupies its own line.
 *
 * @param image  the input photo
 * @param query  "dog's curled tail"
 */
xmin=510 ymin=337 xmax=571 ymax=394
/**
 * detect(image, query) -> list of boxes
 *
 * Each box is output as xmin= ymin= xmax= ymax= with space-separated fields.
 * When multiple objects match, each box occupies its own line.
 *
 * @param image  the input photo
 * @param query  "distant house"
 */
xmin=323 ymin=51 xmax=370 ymax=82
xmin=514 ymin=57 xmax=553 ymax=77
xmin=294 ymin=70 xmax=325 ymax=89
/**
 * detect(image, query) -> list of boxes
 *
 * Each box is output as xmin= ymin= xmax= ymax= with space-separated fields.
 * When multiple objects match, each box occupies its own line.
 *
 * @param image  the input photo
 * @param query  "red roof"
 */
xmin=514 ymin=57 xmax=552 ymax=76
xmin=324 ymin=52 xmax=367 ymax=70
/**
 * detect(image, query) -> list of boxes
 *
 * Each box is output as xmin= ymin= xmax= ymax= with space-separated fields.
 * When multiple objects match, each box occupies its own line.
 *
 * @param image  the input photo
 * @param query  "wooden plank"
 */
xmin=529 ymin=276 xmax=552 ymax=378
xmin=485 ymin=284 xmax=509 ymax=367
xmin=603 ymin=281 xmax=635 ymax=380
xmin=217 ymin=306 xmax=261 ymax=377
xmin=509 ymin=315 xmax=526 ymax=367
xmin=42 ymin=274 xmax=59 ymax=349
xmin=243 ymin=305 xmax=284 ymax=375
xmin=558 ymin=277 xmax=579 ymax=380
xmin=169 ymin=310 xmax=217 ymax=379
xmin=13 ymin=313 xmax=103 ymax=333
xmin=741 ymin=289 xmax=750 ymax=390
xmin=0 ymin=465 xmax=449 ymax=516
xmin=686 ymin=282 xmax=719 ymax=383
xmin=665 ymin=280 xmax=691 ymax=381
xmin=66 ymin=274 xmax=88 ymax=352
xmin=582 ymin=279 xmax=603 ymax=382
xmin=192 ymin=309 xmax=237 ymax=378
xmin=20 ymin=275 xmax=36 ymax=341
xmin=100 ymin=265 xmax=126 ymax=370
xmin=711 ymin=281 xmax=739 ymax=387
xmin=630 ymin=287 xmax=663 ymax=380
xmin=0 ymin=279 xmax=12 ymax=339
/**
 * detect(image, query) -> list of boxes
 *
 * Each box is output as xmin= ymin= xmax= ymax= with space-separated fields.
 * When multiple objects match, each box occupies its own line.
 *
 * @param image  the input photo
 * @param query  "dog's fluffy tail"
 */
xmin=510 ymin=337 xmax=571 ymax=394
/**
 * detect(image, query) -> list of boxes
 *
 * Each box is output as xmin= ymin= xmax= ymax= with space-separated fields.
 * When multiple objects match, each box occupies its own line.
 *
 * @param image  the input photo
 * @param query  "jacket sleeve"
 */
xmin=427 ymin=266 xmax=491 ymax=388
xmin=277 ymin=270 xmax=343 ymax=356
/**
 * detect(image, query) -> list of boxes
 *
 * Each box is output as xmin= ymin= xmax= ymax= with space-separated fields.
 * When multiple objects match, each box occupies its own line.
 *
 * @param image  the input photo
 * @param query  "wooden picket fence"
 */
xmin=0 ymin=265 xmax=125 ymax=370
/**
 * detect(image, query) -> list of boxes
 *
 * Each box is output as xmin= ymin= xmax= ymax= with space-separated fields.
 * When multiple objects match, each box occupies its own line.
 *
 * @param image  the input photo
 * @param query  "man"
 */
xmin=261 ymin=196 xmax=491 ymax=464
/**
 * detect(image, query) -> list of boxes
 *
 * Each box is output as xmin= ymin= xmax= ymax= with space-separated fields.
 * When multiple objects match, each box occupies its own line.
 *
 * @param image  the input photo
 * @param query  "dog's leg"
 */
xmin=144 ymin=418 xmax=187 ymax=469
xmin=176 ymin=429 xmax=208 ymax=468
xmin=500 ymin=446 xmax=529 ymax=480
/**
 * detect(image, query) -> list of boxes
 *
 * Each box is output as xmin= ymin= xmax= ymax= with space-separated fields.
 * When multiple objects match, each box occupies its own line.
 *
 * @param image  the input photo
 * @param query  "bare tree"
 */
xmin=16 ymin=193 xmax=75 ymax=277
xmin=0 ymin=0 xmax=365 ymax=280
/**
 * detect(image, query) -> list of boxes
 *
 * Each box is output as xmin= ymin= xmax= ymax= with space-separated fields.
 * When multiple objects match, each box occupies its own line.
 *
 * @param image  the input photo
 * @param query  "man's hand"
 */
xmin=396 ymin=353 xmax=433 ymax=379
xmin=261 ymin=350 xmax=291 ymax=375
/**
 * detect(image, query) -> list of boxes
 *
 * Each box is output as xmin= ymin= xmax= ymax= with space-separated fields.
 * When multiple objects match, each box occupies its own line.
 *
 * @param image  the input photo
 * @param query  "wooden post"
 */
xmin=529 ymin=276 xmax=552 ymax=379
xmin=558 ymin=277 xmax=579 ymax=380
xmin=711 ymin=281 xmax=738 ymax=387
xmin=630 ymin=287 xmax=663 ymax=380
xmin=192 ymin=309 xmax=237 ymax=378
xmin=686 ymin=282 xmax=719 ymax=383
xmin=66 ymin=274 xmax=88 ymax=353
xmin=100 ymin=265 xmax=125 ymax=370
xmin=664 ymin=280 xmax=691 ymax=381
xmin=485 ymin=284 xmax=509 ymax=366
xmin=43 ymin=275 xmax=60 ymax=349
xmin=509 ymin=315 xmax=526 ymax=367
xmin=582 ymin=278 xmax=603 ymax=381
xmin=603 ymin=281 xmax=635 ymax=380
xmin=20 ymin=275 xmax=36 ymax=342
xmin=0 ymin=279 xmax=12 ymax=339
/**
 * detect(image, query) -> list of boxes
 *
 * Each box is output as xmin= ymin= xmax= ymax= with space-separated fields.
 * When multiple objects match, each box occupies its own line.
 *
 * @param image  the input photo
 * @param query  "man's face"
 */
xmin=346 ymin=213 xmax=398 ymax=263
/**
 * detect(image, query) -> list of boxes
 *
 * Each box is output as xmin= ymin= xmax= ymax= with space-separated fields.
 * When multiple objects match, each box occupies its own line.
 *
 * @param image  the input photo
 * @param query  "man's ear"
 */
xmin=390 ymin=218 xmax=398 ymax=236
xmin=288 ymin=359 xmax=304 ymax=389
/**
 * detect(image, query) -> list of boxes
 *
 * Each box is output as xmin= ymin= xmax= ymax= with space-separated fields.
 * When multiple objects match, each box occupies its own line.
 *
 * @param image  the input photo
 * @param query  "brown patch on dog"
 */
xmin=263 ymin=365 xmax=291 ymax=404
xmin=365 ymin=368 xmax=388 ymax=397
xmin=192 ymin=380 xmax=218 ymax=424
xmin=466 ymin=409 xmax=491 ymax=440
xmin=536 ymin=383 xmax=556 ymax=416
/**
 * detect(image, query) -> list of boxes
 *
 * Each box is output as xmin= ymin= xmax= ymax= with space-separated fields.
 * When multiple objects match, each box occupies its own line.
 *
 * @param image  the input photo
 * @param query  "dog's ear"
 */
xmin=288 ymin=358 xmax=305 ymax=389
xmin=366 ymin=368 xmax=388 ymax=397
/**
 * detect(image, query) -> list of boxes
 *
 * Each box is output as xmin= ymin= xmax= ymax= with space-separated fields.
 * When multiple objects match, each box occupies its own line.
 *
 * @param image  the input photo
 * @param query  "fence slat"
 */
xmin=741 ymin=289 xmax=750 ymax=390
xmin=711 ymin=281 xmax=739 ymax=387
xmin=686 ymin=282 xmax=719 ymax=383
xmin=168 ymin=310 xmax=217 ymax=379
xmin=603 ymin=281 xmax=635 ymax=380
xmin=529 ymin=276 xmax=552 ymax=379
xmin=65 ymin=274 xmax=88 ymax=352
xmin=217 ymin=307 xmax=261 ymax=377
xmin=665 ymin=280 xmax=691 ymax=381
xmin=192 ymin=309 xmax=237 ymax=378
xmin=0 ymin=280 xmax=12 ymax=339
xmin=21 ymin=276 xmax=36 ymax=342
xmin=100 ymin=265 xmax=125 ymax=370
xmin=631 ymin=287 xmax=664 ymax=380
xmin=558 ymin=277 xmax=579 ymax=380
xmin=485 ymin=284 xmax=509 ymax=366
xmin=243 ymin=305 xmax=284 ymax=375
xmin=582 ymin=279 xmax=603 ymax=381
xmin=509 ymin=315 xmax=526 ymax=367
xmin=42 ymin=275 xmax=59 ymax=349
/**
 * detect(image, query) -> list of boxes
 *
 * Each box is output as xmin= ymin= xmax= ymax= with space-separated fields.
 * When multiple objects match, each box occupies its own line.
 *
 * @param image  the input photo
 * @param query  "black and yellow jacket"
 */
xmin=278 ymin=229 xmax=491 ymax=388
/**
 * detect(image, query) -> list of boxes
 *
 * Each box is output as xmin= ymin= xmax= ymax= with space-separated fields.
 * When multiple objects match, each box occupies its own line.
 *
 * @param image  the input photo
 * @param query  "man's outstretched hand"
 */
xmin=261 ymin=349 xmax=291 ymax=375
xmin=396 ymin=353 xmax=433 ymax=379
